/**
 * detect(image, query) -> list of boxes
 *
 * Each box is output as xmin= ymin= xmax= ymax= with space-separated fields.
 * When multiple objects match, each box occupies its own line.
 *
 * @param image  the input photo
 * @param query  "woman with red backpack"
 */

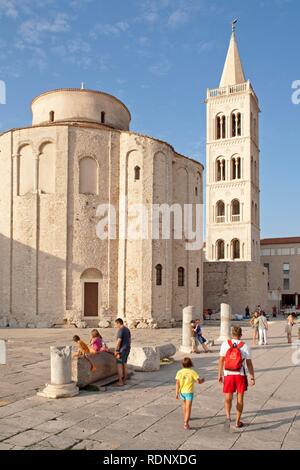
xmin=218 ymin=326 xmax=255 ymax=431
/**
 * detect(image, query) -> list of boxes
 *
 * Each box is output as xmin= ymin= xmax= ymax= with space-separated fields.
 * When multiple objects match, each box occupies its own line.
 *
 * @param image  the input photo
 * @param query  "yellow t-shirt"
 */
xmin=176 ymin=368 xmax=199 ymax=394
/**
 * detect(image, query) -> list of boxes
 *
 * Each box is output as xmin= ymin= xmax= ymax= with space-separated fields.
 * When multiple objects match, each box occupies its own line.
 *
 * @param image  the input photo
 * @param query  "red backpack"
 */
xmin=224 ymin=340 xmax=245 ymax=371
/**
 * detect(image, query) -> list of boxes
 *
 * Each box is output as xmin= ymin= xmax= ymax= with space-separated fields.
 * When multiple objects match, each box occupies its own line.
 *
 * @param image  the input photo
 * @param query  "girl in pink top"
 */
xmin=89 ymin=329 xmax=109 ymax=353
xmin=90 ymin=329 xmax=103 ymax=353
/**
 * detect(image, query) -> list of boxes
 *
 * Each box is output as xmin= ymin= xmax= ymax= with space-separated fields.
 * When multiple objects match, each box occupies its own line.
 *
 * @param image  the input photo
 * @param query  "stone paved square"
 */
xmin=0 ymin=320 xmax=299 ymax=450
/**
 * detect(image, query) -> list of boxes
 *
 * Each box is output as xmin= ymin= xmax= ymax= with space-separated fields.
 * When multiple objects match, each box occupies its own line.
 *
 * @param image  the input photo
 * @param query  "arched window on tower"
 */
xmin=237 ymin=113 xmax=241 ymax=136
xmin=231 ymin=111 xmax=242 ymax=137
xmin=216 ymin=200 xmax=225 ymax=223
xmin=216 ymin=157 xmax=226 ymax=182
xmin=231 ymin=199 xmax=240 ymax=222
xmin=232 ymin=239 xmax=241 ymax=260
xmin=18 ymin=144 xmax=35 ymax=196
xmin=49 ymin=111 xmax=55 ymax=122
xmin=231 ymin=156 xmax=242 ymax=180
xmin=101 ymin=111 xmax=105 ymax=124
xmin=178 ymin=267 xmax=185 ymax=287
xmin=134 ymin=166 xmax=141 ymax=181
xmin=255 ymin=204 xmax=258 ymax=225
xmin=252 ymin=201 xmax=254 ymax=223
xmin=216 ymin=240 xmax=225 ymax=260
xmin=155 ymin=264 xmax=162 ymax=286
xmin=216 ymin=113 xmax=226 ymax=140
xmin=79 ymin=157 xmax=98 ymax=195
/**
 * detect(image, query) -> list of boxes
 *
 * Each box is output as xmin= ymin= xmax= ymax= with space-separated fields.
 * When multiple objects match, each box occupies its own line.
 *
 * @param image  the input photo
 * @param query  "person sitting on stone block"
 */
xmin=89 ymin=329 xmax=109 ymax=353
xmin=73 ymin=335 xmax=96 ymax=372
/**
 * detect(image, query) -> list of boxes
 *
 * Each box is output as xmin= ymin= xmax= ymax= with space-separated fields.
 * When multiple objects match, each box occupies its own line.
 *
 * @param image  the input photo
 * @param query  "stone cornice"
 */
xmin=207 ymin=137 xmax=248 ymax=147
xmin=207 ymin=181 xmax=247 ymax=189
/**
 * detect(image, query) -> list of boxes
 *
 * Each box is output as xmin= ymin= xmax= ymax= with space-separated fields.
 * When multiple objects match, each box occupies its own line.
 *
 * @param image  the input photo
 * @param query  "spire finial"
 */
xmin=80 ymin=82 xmax=85 ymax=90
xmin=232 ymin=18 xmax=238 ymax=35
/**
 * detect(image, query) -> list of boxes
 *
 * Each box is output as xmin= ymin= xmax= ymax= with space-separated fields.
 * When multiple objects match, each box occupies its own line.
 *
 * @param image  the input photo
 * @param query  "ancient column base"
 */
xmin=37 ymin=382 xmax=79 ymax=399
xmin=179 ymin=346 xmax=192 ymax=354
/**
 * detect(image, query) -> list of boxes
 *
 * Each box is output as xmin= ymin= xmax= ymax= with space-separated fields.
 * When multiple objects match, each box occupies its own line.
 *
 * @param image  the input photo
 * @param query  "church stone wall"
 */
xmin=0 ymin=103 xmax=203 ymax=328
xmin=203 ymin=261 xmax=268 ymax=315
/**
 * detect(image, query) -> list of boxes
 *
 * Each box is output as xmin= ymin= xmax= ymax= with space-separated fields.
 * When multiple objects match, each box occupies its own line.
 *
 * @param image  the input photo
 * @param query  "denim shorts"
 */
xmin=180 ymin=393 xmax=194 ymax=401
xmin=197 ymin=335 xmax=206 ymax=345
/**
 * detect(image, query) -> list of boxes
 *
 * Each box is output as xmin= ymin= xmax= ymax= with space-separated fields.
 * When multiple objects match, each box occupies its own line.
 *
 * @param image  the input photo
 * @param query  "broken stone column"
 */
xmin=180 ymin=306 xmax=194 ymax=354
xmin=38 ymin=346 xmax=79 ymax=399
xmin=157 ymin=344 xmax=176 ymax=359
xmin=217 ymin=303 xmax=232 ymax=342
xmin=0 ymin=340 xmax=6 ymax=365
xmin=128 ymin=346 xmax=160 ymax=372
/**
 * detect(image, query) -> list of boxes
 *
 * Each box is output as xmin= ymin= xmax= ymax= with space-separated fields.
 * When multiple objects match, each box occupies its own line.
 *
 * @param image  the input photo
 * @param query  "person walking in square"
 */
xmin=250 ymin=311 xmax=259 ymax=345
xmin=195 ymin=319 xmax=209 ymax=353
xmin=175 ymin=357 xmax=205 ymax=430
xmin=285 ymin=313 xmax=296 ymax=344
xmin=218 ymin=326 xmax=255 ymax=430
xmin=258 ymin=312 xmax=268 ymax=345
xmin=190 ymin=320 xmax=199 ymax=353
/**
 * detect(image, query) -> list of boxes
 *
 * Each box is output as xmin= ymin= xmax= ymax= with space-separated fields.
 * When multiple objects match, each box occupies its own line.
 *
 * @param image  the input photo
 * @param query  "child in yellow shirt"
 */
xmin=175 ymin=357 xmax=205 ymax=430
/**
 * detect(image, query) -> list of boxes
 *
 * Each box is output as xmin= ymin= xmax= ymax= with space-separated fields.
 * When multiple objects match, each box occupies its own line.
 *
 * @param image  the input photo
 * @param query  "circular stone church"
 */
xmin=0 ymin=88 xmax=203 ymax=328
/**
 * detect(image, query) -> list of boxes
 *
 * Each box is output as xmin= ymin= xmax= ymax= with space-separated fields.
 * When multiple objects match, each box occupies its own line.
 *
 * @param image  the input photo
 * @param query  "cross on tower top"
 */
xmin=232 ymin=18 xmax=238 ymax=34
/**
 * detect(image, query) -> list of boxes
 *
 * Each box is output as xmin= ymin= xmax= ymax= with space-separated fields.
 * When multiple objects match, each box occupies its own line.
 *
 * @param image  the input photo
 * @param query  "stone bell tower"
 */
xmin=206 ymin=21 xmax=261 ymax=264
xmin=204 ymin=22 xmax=268 ymax=315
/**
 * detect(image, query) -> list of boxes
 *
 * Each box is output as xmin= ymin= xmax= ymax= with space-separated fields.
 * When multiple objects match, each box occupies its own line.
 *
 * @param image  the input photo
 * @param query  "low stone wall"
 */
xmin=72 ymin=351 xmax=118 ymax=388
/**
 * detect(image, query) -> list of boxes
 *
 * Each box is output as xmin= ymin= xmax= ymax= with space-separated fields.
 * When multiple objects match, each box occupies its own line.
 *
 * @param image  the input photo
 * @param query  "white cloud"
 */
xmin=149 ymin=59 xmax=172 ymax=77
xmin=0 ymin=0 xmax=55 ymax=18
xmin=91 ymin=21 xmax=129 ymax=39
xmin=0 ymin=0 xmax=19 ymax=18
xmin=168 ymin=9 xmax=189 ymax=28
xmin=70 ymin=0 xmax=94 ymax=8
xmin=198 ymin=41 xmax=215 ymax=53
xmin=51 ymin=37 xmax=92 ymax=68
xmin=19 ymin=13 xmax=71 ymax=45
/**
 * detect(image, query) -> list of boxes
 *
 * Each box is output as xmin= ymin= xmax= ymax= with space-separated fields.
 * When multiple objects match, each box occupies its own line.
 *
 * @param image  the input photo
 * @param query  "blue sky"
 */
xmin=0 ymin=0 xmax=299 ymax=238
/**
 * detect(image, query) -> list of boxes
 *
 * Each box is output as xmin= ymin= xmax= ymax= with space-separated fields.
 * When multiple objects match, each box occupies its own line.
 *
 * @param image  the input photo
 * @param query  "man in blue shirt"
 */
xmin=114 ymin=318 xmax=131 ymax=386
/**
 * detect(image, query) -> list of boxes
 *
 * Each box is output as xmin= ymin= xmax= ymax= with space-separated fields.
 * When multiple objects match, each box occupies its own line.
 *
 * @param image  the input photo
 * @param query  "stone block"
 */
xmin=128 ymin=347 xmax=160 ymax=372
xmin=72 ymin=320 xmax=87 ymax=329
xmin=72 ymin=351 xmax=118 ymax=388
xmin=157 ymin=344 xmax=176 ymax=359
xmin=98 ymin=319 xmax=111 ymax=328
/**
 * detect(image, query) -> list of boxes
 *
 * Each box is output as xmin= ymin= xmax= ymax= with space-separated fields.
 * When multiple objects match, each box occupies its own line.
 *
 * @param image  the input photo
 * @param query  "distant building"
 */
xmin=261 ymin=237 xmax=300 ymax=310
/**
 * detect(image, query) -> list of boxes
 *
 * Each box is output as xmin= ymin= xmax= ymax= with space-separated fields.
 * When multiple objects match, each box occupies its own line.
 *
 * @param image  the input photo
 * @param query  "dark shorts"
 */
xmin=117 ymin=349 xmax=130 ymax=365
xmin=197 ymin=335 xmax=207 ymax=345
